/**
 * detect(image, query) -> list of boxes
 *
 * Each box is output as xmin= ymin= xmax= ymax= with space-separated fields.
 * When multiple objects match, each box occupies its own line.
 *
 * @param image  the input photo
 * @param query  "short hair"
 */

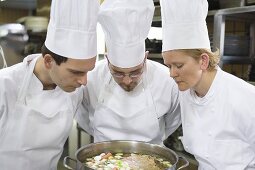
xmin=179 ymin=49 xmax=220 ymax=71
xmin=41 ymin=44 xmax=68 ymax=65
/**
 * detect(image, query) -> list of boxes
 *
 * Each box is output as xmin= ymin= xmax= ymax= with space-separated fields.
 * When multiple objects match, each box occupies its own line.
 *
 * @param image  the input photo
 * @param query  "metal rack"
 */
xmin=212 ymin=6 xmax=255 ymax=67
xmin=151 ymin=5 xmax=255 ymax=69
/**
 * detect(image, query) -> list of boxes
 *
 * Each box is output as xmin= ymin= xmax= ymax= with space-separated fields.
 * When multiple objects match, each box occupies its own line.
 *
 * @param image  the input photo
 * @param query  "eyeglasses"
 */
xmin=109 ymin=62 xmax=145 ymax=79
xmin=111 ymin=70 xmax=143 ymax=79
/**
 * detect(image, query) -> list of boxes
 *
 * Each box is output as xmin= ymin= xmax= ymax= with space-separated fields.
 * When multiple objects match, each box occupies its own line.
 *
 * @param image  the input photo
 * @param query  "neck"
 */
xmin=33 ymin=56 xmax=56 ymax=90
xmin=194 ymin=68 xmax=217 ymax=97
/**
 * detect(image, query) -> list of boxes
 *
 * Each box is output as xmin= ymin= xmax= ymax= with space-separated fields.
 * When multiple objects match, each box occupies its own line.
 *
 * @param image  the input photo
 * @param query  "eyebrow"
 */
xmin=130 ymin=69 xmax=142 ymax=73
xmin=67 ymin=68 xmax=87 ymax=74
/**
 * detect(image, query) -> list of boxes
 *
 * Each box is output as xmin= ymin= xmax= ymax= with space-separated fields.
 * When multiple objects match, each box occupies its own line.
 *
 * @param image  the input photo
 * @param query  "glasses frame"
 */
xmin=108 ymin=60 xmax=146 ymax=80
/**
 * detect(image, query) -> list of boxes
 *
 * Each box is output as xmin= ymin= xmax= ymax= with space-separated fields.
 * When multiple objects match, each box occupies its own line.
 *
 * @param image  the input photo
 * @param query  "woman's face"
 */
xmin=162 ymin=50 xmax=203 ymax=91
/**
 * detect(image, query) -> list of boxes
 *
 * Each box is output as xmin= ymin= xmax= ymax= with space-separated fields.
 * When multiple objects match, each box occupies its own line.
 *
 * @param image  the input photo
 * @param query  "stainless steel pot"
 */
xmin=63 ymin=140 xmax=189 ymax=170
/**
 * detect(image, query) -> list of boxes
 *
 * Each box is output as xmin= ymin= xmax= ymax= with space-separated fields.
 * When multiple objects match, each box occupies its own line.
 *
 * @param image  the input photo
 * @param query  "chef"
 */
xmin=0 ymin=0 xmax=99 ymax=169
xmin=160 ymin=0 xmax=255 ymax=169
xmin=76 ymin=0 xmax=181 ymax=145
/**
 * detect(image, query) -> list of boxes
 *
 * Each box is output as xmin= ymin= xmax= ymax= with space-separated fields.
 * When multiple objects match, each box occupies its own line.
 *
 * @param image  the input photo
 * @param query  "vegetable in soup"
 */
xmin=84 ymin=152 xmax=172 ymax=170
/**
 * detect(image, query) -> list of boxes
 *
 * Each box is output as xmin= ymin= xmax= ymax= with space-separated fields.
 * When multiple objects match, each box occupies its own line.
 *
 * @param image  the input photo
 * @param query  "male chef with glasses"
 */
xmin=76 ymin=0 xmax=181 ymax=145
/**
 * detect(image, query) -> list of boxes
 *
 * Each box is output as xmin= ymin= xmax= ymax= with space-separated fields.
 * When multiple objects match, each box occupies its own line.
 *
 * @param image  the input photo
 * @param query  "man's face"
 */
xmin=48 ymin=56 xmax=96 ymax=92
xmin=108 ymin=61 xmax=145 ymax=92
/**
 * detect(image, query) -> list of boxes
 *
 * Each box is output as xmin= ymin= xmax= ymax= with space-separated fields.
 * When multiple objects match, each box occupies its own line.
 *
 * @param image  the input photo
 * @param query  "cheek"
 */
xmin=113 ymin=77 xmax=121 ymax=85
xmin=62 ymin=73 xmax=77 ymax=83
xmin=186 ymin=69 xmax=202 ymax=85
xmin=181 ymin=66 xmax=201 ymax=81
xmin=55 ymin=71 xmax=73 ymax=85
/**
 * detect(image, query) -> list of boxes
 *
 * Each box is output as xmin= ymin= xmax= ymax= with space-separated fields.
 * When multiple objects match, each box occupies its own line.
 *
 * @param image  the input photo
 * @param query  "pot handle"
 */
xmin=177 ymin=155 xmax=189 ymax=170
xmin=63 ymin=156 xmax=77 ymax=170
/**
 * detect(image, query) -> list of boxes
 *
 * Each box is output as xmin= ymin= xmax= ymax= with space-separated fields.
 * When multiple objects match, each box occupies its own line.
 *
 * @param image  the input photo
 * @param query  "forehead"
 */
xmin=163 ymin=50 xmax=192 ymax=63
xmin=63 ymin=58 xmax=96 ymax=71
xmin=110 ymin=62 xmax=144 ymax=72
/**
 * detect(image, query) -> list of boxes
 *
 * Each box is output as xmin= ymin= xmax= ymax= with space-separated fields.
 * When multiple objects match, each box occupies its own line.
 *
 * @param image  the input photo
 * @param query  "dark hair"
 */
xmin=41 ymin=44 xmax=68 ymax=65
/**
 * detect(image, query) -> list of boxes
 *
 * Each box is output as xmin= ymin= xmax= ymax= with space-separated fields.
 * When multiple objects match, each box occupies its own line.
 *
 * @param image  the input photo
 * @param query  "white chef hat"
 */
xmin=99 ymin=0 xmax=154 ymax=68
xmin=45 ymin=0 xmax=99 ymax=59
xmin=160 ymin=0 xmax=211 ymax=52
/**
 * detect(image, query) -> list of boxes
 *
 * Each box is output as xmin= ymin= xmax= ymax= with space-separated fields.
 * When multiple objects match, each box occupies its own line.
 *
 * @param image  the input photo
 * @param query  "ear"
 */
xmin=200 ymin=53 xmax=209 ymax=70
xmin=43 ymin=54 xmax=54 ymax=69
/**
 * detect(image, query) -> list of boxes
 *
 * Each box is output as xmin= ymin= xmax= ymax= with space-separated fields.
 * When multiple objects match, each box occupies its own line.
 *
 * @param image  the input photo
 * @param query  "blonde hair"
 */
xmin=179 ymin=49 xmax=220 ymax=71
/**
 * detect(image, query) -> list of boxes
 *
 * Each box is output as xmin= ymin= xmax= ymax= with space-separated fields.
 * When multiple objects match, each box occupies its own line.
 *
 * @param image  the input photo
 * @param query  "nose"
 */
xmin=170 ymin=67 xmax=178 ymax=78
xmin=78 ymin=74 xmax=87 ymax=86
xmin=122 ymin=75 xmax=132 ymax=85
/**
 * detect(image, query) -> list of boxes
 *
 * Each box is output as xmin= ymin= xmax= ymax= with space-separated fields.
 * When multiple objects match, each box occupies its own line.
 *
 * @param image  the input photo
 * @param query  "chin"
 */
xmin=62 ymin=87 xmax=76 ymax=93
xmin=119 ymin=83 xmax=137 ymax=92
xmin=121 ymin=86 xmax=132 ymax=92
xmin=122 ymin=85 xmax=138 ymax=92
xmin=177 ymin=84 xmax=189 ymax=91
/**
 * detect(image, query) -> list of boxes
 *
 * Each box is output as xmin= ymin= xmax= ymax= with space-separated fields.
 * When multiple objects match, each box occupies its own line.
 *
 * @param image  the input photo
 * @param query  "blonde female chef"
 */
xmin=160 ymin=0 xmax=255 ymax=169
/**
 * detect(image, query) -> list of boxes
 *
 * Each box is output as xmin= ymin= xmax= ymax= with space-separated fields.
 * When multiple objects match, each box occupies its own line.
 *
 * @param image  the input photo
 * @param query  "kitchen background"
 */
xmin=1 ymin=0 xmax=255 ymax=169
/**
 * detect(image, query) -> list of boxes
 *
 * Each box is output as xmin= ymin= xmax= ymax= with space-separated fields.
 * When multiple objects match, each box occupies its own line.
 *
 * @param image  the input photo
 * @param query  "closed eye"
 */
xmin=166 ymin=64 xmax=182 ymax=69
xmin=176 ymin=64 xmax=183 ymax=68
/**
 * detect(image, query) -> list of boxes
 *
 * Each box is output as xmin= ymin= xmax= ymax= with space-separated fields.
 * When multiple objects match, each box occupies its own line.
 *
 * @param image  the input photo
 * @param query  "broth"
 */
xmin=84 ymin=152 xmax=172 ymax=170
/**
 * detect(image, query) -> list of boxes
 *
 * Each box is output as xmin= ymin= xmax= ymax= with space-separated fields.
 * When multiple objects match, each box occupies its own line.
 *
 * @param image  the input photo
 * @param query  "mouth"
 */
xmin=122 ymin=86 xmax=131 ymax=91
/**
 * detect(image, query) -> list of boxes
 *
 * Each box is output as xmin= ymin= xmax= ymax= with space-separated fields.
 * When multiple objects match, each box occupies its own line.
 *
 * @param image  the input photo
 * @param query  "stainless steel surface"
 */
xmin=219 ymin=0 xmax=245 ymax=8
xmin=215 ymin=5 xmax=255 ymax=15
xmin=248 ymin=81 xmax=255 ymax=86
xmin=63 ymin=156 xmax=77 ymax=170
xmin=0 ymin=45 xmax=7 ymax=68
xmin=0 ymin=23 xmax=28 ymax=56
xmin=247 ymin=0 xmax=255 ymax=5
xmin=63 ymin=140 xmax=189 ymax=170
xmin=0 ymin=0 xmax=36 ymax=9
xmin=224 ymin=35 xmax=250 ymax=56
xmin=152 ymin=5 xmax=255 ymax=65
xmin=0 ymin=23 xmax=28 ymax=67
xmin=212 ymin=6 xmax=255 ymax=67
xmin=148 ymin=53 xmax=163 ymax=59
xmin=0 ymin=23 xmax=27 ymax=36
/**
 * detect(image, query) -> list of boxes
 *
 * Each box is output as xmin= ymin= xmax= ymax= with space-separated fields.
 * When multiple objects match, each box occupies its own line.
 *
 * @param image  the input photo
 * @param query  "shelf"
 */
xmin=214 ymin=5 xmax=255 ymax=22
xmin=152 ymin=5 xmax=161 ymax=27
xmin=152 ymin=5 xmax=255 ymax=24
xmin=215 ymin=5 xmax=255 ymax=16
xmin=211 ymin=6 xmax=255 ymax=67
xmin=153 ymin=0 xmax=160 ymax=6
xmin=151 ymin=5 xmax=255 ymax=66
xmin=208 ymin=10 xmax=218 ymax=16
xmin=221 ymin=55 xmax=253 ymax=64
xmin=248 ymin=81 xmax=255 ymax=86
xmin=152 ymin=16 xmax=161 ymax=27
xmin=148 ymin=53 xmax=162 ymax=59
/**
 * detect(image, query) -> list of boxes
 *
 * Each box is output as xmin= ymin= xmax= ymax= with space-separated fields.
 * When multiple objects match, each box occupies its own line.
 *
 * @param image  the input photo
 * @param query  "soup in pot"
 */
xmin=84 ymin=152 xmax=172 ymax=170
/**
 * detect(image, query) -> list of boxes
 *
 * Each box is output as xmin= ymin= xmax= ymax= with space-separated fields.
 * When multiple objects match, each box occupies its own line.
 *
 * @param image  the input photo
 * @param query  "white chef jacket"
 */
xmin=180 ymin=67 xmax=255 ymax=170
xmin=0 ymin=54 xmax=83 ymax=170
xmin=76 ymin=59 xmax=181 ymax=145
